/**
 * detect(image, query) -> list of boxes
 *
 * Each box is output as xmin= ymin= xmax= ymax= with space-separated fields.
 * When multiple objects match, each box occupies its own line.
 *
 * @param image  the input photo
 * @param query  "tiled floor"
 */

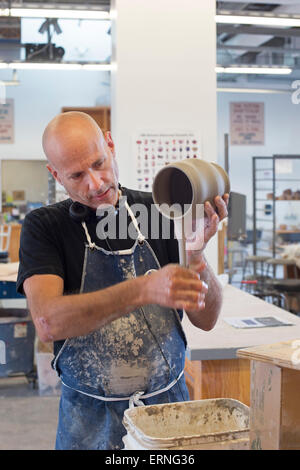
xmin=0 ymin=375 xmax=60 ymax=450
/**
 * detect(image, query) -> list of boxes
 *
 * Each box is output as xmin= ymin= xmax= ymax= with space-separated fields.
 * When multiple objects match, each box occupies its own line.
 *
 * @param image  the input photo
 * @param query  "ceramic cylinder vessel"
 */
xmin=152 ymin=158 xmax=230 ymax=220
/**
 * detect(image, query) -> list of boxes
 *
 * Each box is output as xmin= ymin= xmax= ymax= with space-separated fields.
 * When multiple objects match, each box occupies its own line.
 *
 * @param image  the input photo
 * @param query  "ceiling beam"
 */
xmin=217 ymin=0 xmax=299 ymax=4
xmin=1 ymin=1 xmax=110 ymax=10
xmin=217 ymin=24 xmax=300 ymax=37
xmin=218 ymin=44 xmax=300 ymax=53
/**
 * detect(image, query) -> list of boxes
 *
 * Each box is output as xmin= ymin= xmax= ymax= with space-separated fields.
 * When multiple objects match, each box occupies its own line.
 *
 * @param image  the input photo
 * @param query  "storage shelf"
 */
xmin=256 ymin=178 xmax=300 ymax=182
xmin=256 ymin=199 xmax=300 ymax=202
xmin=255 ymin=188 xmax=274 ymax=191
xmin=253 ymin=154 xmax=300 ymax=260
xmin=256 ymin=218 xmax=274 ymax=222
xmin=255 ymin=168 xmax=273 ymax=171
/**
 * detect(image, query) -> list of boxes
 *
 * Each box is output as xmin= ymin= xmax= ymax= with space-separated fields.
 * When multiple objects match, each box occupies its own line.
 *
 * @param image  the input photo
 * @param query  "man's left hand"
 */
xmin=186 ymin=193 xmax=229 ymax=270
xmin=203 ymin=193 xmax=229 ymax=248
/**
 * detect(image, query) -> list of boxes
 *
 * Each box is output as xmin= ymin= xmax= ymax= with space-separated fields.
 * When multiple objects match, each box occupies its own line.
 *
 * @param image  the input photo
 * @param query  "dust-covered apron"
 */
xmin=53 ymin=195 xmax=189 ymax=450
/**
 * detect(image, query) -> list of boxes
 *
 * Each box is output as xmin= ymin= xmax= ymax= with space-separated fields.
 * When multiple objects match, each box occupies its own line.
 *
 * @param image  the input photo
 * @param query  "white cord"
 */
xmin=61 ymin=369 xmax=184 ymax=408
xmin=81 ymin=221 xmax=96 ymax=249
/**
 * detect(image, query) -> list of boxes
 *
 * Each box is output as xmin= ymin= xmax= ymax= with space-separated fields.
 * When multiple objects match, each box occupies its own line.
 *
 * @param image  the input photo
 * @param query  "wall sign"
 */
xmin=230 ymin=102 xmax=264 ymax=146
xmin=134 ymin=131 xmax=201 ymax=191
xmin=0 ymin=99 xmax=14 ymax=144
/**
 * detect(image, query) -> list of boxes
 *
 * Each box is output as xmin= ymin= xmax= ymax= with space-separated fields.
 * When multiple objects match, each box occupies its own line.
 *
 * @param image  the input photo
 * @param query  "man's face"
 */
xmin=47 ymin=130 xmax=119 ymax=210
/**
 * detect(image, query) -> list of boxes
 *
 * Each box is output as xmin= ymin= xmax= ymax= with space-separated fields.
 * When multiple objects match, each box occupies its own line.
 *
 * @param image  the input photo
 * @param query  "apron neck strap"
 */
xmin=82 ymin=188 xmax=145 ymax=248
xmin=82 ymin=221 xmax=96 ymax=250
xmin=124 ymin=199 xmax=145 ymax=243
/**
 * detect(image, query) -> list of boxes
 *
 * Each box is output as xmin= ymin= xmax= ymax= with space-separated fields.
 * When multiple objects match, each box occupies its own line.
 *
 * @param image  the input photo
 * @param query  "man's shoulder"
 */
xmin=24 ymin=198 xmax=72 ymax=226
xmin=122 ymin=186 xmax=153 ymax=207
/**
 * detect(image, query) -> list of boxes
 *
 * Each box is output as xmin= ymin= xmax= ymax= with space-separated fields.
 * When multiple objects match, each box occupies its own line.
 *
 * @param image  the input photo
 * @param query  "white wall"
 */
xmin=111 ymin=0 xmax=217 ymax=188
xmin=111 ymin=0 xmax=218 ymax=270
xmin=0 ymin=17 xmax=111 ymax=161
xmin=0 ymin=69 xmax=109 ymax=160
xmin=217 ymin=91 xmax=300 ymax=223
xmin=2 ymin=159 xmax=48 ymax=203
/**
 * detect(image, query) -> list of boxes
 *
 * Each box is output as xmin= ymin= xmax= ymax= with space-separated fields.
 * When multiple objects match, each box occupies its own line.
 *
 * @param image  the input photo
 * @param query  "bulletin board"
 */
xmin=134 ymin=131 xmax=201 ymax=191
xmin=0 ymin=99 xmax=14 ymax=144
xmin=230 ymin=102 xmax=264 ymax=146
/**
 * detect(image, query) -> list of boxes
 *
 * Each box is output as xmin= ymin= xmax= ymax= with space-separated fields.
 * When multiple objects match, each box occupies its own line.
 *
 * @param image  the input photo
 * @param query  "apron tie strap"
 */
xmin=129 ymin=391 xmax=145 ymax=408
xmin=128 ymin=369 xmax=185 ymax=408
xmin=61 ymin=369 xmax=184 ymax=407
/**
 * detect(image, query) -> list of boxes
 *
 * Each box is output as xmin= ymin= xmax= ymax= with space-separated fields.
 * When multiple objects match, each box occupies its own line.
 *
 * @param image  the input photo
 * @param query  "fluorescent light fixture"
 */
xmin=216 ymin=66 xmax=292 ymax=75
xmin=216 ymin=14 xmax=300 ymax=28
xmin=1 ymin=80 xmax=20 ymax=86
xmin=8 ymin=62 xmax=82 ymax=70
xmin=0 ymin=8 xmax=110 ymax=20
xmin=3 ymin=62 xmax=113 ymax=71
xmin=82 ymin=64 xmax=114 ymax=71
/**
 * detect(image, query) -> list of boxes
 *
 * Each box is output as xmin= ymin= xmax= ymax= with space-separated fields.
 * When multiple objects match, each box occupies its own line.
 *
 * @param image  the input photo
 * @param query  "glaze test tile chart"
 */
xmin=134 ymin=132 xmax=201 ymax=191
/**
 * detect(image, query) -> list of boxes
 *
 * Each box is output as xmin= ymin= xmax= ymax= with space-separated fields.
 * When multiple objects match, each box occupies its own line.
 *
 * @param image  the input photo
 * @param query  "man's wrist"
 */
xmin=132 ymin=275 xmax=150 ymax=306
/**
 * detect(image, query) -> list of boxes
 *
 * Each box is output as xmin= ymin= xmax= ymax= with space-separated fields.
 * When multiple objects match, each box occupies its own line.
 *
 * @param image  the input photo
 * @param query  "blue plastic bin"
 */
xmin=0 ymin=316 xmax=35 ymax=377
xmin=0 ymin=281 xmax=24 ymax=299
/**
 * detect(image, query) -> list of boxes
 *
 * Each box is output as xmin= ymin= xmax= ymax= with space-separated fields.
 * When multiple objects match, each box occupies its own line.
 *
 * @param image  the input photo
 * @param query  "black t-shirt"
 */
xmin=17 ymin=186 xmax=180 ymax=356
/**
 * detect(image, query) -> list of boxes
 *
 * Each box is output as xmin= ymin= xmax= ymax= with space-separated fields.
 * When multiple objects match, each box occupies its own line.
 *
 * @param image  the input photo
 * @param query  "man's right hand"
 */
xmin=143 ymin=264 xmax=208 ymax=313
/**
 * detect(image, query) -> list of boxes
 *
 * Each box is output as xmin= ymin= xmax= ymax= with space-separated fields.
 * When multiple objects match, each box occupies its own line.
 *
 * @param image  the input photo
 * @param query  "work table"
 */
xmin=182 ymin=284 xmax=300 ymax=405
xmin=183 ymin=284 xmax=300 ymax=361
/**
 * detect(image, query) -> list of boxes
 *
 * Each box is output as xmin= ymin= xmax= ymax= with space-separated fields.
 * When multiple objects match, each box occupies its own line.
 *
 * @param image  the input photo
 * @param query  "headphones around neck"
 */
xmin=69 ymin=184 xmax=123 ymax=223
xmin=69 ymin=201 xmax=93 ymax=223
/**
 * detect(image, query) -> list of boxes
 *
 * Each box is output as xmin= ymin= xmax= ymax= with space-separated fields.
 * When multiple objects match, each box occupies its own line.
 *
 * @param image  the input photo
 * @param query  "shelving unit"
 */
xmin=252 ymin=155 xmax=300 ymax=261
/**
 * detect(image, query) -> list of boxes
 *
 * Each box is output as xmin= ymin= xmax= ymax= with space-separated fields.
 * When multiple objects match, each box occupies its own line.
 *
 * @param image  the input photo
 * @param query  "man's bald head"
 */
xmin=43 ymin=111 xmax=119 ymax=209
xmin=42 ymin=112 xmax=104 ymax=168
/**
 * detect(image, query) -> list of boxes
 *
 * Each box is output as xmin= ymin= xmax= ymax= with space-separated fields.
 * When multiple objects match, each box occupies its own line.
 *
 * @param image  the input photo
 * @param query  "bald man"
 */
xmin=17 ymin=112 xmax=229 ymax=450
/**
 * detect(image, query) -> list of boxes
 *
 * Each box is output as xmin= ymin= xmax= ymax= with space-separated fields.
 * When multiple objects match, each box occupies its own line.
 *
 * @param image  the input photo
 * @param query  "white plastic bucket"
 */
xmin=122 ymin=398 xmax=249 ymax=450
xmin=36 ymin=352 xmax=61 ymax=396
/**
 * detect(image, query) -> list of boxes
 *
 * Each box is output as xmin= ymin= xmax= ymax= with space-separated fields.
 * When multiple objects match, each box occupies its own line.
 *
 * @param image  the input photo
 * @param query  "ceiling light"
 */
xmin=216 ymin=14 xmax=300 ymax=28
xmin=216 ymin=66 xmax=292 ymax=75
xmin=82 ymin=64 xmax=114 ymax=71
xmin=0 ymin=8 xmax=110 ymax=20
xmin=8 ymin=63 xmax=82 ymax=70
xmin=4 ymin=62 xmax=114 ymax=71
xmin=1 ymin=80 xmax=20 ymax=86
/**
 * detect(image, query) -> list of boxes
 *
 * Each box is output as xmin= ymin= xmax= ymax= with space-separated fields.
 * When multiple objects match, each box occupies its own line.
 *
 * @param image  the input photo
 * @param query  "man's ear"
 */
xmin=104 ymin=131 xmax=115 ymax=157
xmin=46 ymin=163 xmax=63 ymax=186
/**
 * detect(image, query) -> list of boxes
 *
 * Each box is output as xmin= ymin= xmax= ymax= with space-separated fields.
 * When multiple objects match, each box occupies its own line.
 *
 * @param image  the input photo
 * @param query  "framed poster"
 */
xmin=0 ymin=99 xmax=14 ymax=144
xmin=134 ymin=131 xmax=201 ymax=191
xmin=230 ymin=102 xmax=264 ymax=146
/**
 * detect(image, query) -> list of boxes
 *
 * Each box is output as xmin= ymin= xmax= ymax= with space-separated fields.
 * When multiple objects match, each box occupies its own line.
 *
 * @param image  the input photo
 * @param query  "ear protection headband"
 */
xmin=69 ymin=201 xmax=92 ymax=222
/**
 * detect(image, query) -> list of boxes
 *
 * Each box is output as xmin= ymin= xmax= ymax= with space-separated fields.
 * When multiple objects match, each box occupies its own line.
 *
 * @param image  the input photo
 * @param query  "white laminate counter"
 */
xmin=182 ymin=284 xmax=300 ymax=361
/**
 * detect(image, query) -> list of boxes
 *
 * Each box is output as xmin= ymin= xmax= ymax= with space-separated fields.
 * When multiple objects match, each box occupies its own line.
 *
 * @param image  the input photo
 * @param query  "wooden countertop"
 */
xmin=182 ymin=284 xmax=300 ymax=361
xmin=276 ymin=230 xmax=300 ymax=234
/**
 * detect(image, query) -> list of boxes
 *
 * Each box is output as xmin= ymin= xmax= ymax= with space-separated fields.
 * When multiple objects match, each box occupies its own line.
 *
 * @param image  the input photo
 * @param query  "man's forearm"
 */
xmin=185 ymin=254 xmax=223 ymax=331
xmin=32 ymin=256 xmax=221 ymax=343
xmin=35 ymin=276 xmax=147 ymax=342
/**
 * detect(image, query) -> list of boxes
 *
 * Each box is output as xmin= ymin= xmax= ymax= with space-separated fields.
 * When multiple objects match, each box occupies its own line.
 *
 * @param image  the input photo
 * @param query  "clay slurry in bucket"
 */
xmin=122 ymin=398 xmax=249 ymax=450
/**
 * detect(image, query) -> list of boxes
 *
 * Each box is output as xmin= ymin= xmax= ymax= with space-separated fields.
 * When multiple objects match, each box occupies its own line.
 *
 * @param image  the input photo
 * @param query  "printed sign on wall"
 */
xmin=134 ymin=131 xmax=201 ymax=191
xmin=230 ymin=102 xmax=264 ymax=146
xmin=0 ymin=99 xmax=14 ymax=144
